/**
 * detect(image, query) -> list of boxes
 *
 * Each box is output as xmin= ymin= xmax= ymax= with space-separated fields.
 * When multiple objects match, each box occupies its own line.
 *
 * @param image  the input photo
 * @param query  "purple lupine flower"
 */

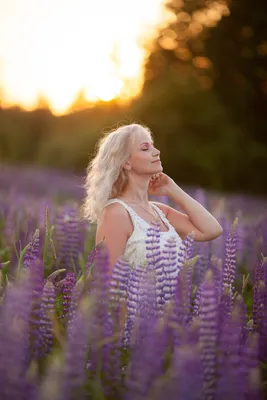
xmin=87 ymin=243 xmax=113 ymax=376
xmin=123 ymin=264 xmax=146 ymax=348
xmin=177 ymin=232 xmax=195 ymax=269
xmin=0 ymin=271 xmax=34 ymax=400
xmin=59 ymin=302 xmax=90 ymax=400
xmin=234 ymin=294 xmax=248 ymax=346
xmin=85 ymin=242 xmax=101 ymax=274
xmin=185 ymin=258 xmax=195 ymax=322
xmin=44 ymin=268 xmax=67 ymax=294
xmin=216 ymin=296 xmax=247 ymax=399
xmin=252 ymin=257 xmax=267 ymax=335
xmin=174 ymin=235 xmax=193 ymax=322
xmin=54 ymin=204 xmax=83 ymax=272
xmin=136 ymin=260 xmax=158 ymax=323
xmin=97 ymin=265 xmax=127 ymax=400
xmin=259 ymin=286 xmax=267 ymax=363
xmin=252 ymin=258 xmax=264 ymax=311
xmin=199 ymin=269 xmax=219 ymax=400
xmin=173 ymin=232 xmax=196 ymax=325
xmin=145 ymin=223 xmax=167 ymax=313
xmin=30 ymin=299 xmax=43 ymax=360
xmin=124 ymin=267 xmax=167 ymax=400
xmin=161 ymin=236 xmax=181 ymax=312
xmin=253 ymin=279 xmax=265 ymax=335
xmin=252 ymin=257 xmax=267 ymax=363
xmin=124 ymin=225 xmax=161 ymax=347
xmin=240 ymin=332 xmax=263 ymax=400
xmin=245 ymin=222 xmax=261 ymax=276
xmin=28 ymin=257 xmax=45 ymax=360
xmin=156 ymin=344 xmax=203 ymax=400
xmin=184 ymin=231 xmax=195 ymax=260
xmin=172 ymin=271 xmax=187 ymax=331
xmin=39 ymin=281 xmax=56 ymax=357
xmin=89 ymin=241 xmax=111 ymax=317
xmin=254 ymin=278 xmax=267 ymax=363
xmin=222 ymin=218 xmax=238 ymax=300
xmin=194 ymin=241 xmax=210 ymax=286
xmin=124 ymin=319 xmax=168 ymax=400
xmin=99 ymin=314 xmax=124 ymax=398
xmin=193 ymin=284 xmax=203 ymax=318
xmin=29 ymin=257 xmax=44 ymax=298
xmin=66 ymin=280 xmax=83 ymax=340
xmin=172 ymin=253 xmax=196 ymax=330
xmin=218 ymin=286 xmax=233 ymax=332
xmin=214 ymin=216 xmax=230 ymax=267
xmin=145 ymin=222 xmax=161 ymax=267
xmin=23 ymin=228 xmax=40 ymax=269
xmin=187 ymin=316 xmax=201 ymax=346
xmin=109 ymin=255 xmax=131 ymax=313
xmin=210 ymin=256 xmax=223 ymax=305
xmin=106 ymin=256 xmax=130 ymax=394
xmin=61 ymin=272 xmax=76 ymax=321
xmin=86 ymin=250 xmax=127 ymax=398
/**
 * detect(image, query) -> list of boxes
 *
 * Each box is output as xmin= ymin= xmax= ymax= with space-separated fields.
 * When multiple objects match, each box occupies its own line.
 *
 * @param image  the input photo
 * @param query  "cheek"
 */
xmin=131 ymin=153 xmax=151 ymax=170
xmin=133 ymin=154 xmax=147 ymax=164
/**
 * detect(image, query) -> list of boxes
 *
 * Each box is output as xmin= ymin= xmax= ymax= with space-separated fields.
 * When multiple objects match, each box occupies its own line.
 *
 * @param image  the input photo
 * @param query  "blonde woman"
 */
xmin=81 ymin=123 xmax=223 ymax=273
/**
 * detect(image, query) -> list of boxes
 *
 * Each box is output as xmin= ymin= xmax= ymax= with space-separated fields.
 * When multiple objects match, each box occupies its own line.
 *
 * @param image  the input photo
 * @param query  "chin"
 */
xmin=149 ymin=161 xmax=163 ymax=173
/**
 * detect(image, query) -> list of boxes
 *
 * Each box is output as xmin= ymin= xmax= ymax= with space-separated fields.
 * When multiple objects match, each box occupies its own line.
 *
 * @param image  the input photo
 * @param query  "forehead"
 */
xmin=131 ymin=129 xmax=152 ymax=147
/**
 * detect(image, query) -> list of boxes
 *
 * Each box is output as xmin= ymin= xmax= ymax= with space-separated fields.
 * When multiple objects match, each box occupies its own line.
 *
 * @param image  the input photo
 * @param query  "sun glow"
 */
xmin=0 ymin=0 xmax=171 ymax=115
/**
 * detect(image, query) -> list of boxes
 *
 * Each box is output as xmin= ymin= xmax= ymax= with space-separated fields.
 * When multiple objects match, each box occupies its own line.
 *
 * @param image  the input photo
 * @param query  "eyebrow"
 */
xmin=140 ymin=141 xmax=154 ymax=146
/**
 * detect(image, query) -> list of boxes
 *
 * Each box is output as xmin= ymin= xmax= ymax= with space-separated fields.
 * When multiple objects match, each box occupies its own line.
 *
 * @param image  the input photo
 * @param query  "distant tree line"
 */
xmin=0 ymin=0 xmax=266 ymax=196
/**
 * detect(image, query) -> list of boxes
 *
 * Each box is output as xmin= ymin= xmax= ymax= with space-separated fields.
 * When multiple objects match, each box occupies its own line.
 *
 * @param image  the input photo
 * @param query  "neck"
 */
xmin=120 ymin=175 xmax=150 ymax=205
xmin=120 ymin=192 xmax=149 ymax=205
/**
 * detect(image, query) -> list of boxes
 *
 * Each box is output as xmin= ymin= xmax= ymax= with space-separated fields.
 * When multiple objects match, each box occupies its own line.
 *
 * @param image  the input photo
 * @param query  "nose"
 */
xmin=153 ymin=148 xmax=160 ymax=158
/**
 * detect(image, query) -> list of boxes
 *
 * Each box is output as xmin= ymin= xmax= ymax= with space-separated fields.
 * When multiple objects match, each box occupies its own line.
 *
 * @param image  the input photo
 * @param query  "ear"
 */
xmin=123 ymin=160 xmax=132 ymax=171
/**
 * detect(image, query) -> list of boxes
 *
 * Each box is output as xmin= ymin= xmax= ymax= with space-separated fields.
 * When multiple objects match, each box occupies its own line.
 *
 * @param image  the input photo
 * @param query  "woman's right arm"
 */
xmin=95 ymin=203 xmax=132 ymax=271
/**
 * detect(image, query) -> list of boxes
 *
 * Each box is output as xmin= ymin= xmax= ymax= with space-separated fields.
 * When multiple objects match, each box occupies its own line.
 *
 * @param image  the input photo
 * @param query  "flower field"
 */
xmin=0 ymin=164 xmax=267 ymax=400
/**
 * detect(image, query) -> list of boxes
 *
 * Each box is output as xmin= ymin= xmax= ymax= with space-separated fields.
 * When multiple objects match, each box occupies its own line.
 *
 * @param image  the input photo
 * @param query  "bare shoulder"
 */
xmin=96 ymin=202 xmax=133 ymax=244
xmin=100 ymin=202 xmax=128 ymax=218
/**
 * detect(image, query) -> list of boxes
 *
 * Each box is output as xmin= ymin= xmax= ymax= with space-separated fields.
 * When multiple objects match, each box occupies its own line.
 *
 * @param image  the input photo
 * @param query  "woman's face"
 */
xmin=125 ymin=129 xmax=163 ymax=175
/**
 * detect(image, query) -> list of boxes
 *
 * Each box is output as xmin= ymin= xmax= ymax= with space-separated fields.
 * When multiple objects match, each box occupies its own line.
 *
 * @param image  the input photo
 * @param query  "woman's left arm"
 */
xmin=154 ymin=180 xmax=223 ymax=242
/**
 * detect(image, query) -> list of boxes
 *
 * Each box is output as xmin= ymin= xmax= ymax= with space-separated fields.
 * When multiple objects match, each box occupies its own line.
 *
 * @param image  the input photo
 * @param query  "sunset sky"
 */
xmin=0 ymin=0 xmax=173 ymax=115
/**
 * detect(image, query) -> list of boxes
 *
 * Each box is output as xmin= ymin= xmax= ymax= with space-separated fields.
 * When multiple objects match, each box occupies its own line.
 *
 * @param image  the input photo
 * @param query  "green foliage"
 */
xmin=0 ymin=0 xmax=267 ymax=195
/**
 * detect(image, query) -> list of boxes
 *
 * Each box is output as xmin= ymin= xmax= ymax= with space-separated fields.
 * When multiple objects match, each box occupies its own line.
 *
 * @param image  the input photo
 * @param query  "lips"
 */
xmin=152 ymin=159 xmax=161 ymax=163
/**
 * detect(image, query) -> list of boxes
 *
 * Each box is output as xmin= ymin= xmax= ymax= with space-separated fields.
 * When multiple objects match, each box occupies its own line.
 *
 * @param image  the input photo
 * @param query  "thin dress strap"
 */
xmin=150 ymin=202 xmax=171 ymax=228
xmin=104 ymin=199 xmax=171 ymax=233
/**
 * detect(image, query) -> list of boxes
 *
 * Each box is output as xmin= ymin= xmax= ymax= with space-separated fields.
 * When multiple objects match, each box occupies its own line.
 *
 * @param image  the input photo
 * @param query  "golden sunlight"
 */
xmin=0 ymin=0 xmax=172 ymax=115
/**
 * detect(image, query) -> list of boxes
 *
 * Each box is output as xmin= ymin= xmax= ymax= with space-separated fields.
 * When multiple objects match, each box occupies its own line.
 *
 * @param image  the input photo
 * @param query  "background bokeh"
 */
xmin=0 ymin=0 xmax=266 ymax=197
xmin=1 ymin=2 xmax=267 ymax=398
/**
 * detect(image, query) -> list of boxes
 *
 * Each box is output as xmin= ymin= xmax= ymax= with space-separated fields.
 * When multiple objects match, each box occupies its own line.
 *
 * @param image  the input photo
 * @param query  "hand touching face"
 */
xmin=148 ymin=172 xmax=173 ymax=196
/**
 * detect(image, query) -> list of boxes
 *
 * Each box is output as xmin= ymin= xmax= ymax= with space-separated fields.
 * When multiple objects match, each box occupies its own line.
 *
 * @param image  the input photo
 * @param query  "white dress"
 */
xmin=103 ymin=198 xmax=182 ymax=269
xmin=103 ymin=198 xmax=183 ymax=346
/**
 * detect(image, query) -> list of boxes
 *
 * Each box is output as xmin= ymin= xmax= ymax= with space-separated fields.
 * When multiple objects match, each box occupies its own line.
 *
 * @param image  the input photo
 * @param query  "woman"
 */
xmin=81 ymin=123 xmax=223 ymax=272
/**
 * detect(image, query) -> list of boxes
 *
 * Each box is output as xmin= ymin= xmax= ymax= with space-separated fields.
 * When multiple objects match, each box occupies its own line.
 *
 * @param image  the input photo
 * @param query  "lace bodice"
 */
xmin=103 ymin=198 xmax=182 ymax=269
xmin=102 ymin=198 xmax=184 ymax=346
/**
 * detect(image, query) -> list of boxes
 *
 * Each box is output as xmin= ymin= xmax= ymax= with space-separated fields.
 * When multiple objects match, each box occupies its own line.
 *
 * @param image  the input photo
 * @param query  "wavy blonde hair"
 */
xmin=80 ymin=123 xmax=153 ymax=224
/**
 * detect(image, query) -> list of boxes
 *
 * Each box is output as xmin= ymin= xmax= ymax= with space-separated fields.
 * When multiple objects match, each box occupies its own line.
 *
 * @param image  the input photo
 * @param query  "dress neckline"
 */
xmin=112 ymin=198 xmax=171 ymax=233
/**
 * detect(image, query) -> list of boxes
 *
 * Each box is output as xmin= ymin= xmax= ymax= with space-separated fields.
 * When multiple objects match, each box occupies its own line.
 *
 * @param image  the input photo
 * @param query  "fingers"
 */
xmin=151 ymin=173 xmax=160 ymax=180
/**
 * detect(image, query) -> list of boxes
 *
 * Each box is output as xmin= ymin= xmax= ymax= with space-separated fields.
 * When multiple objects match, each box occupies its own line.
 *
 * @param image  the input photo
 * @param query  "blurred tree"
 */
xmin=140 ymin=0 xmax=267 ymax=193
xmin=204 ymin=0 xmax=267 ymax=146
